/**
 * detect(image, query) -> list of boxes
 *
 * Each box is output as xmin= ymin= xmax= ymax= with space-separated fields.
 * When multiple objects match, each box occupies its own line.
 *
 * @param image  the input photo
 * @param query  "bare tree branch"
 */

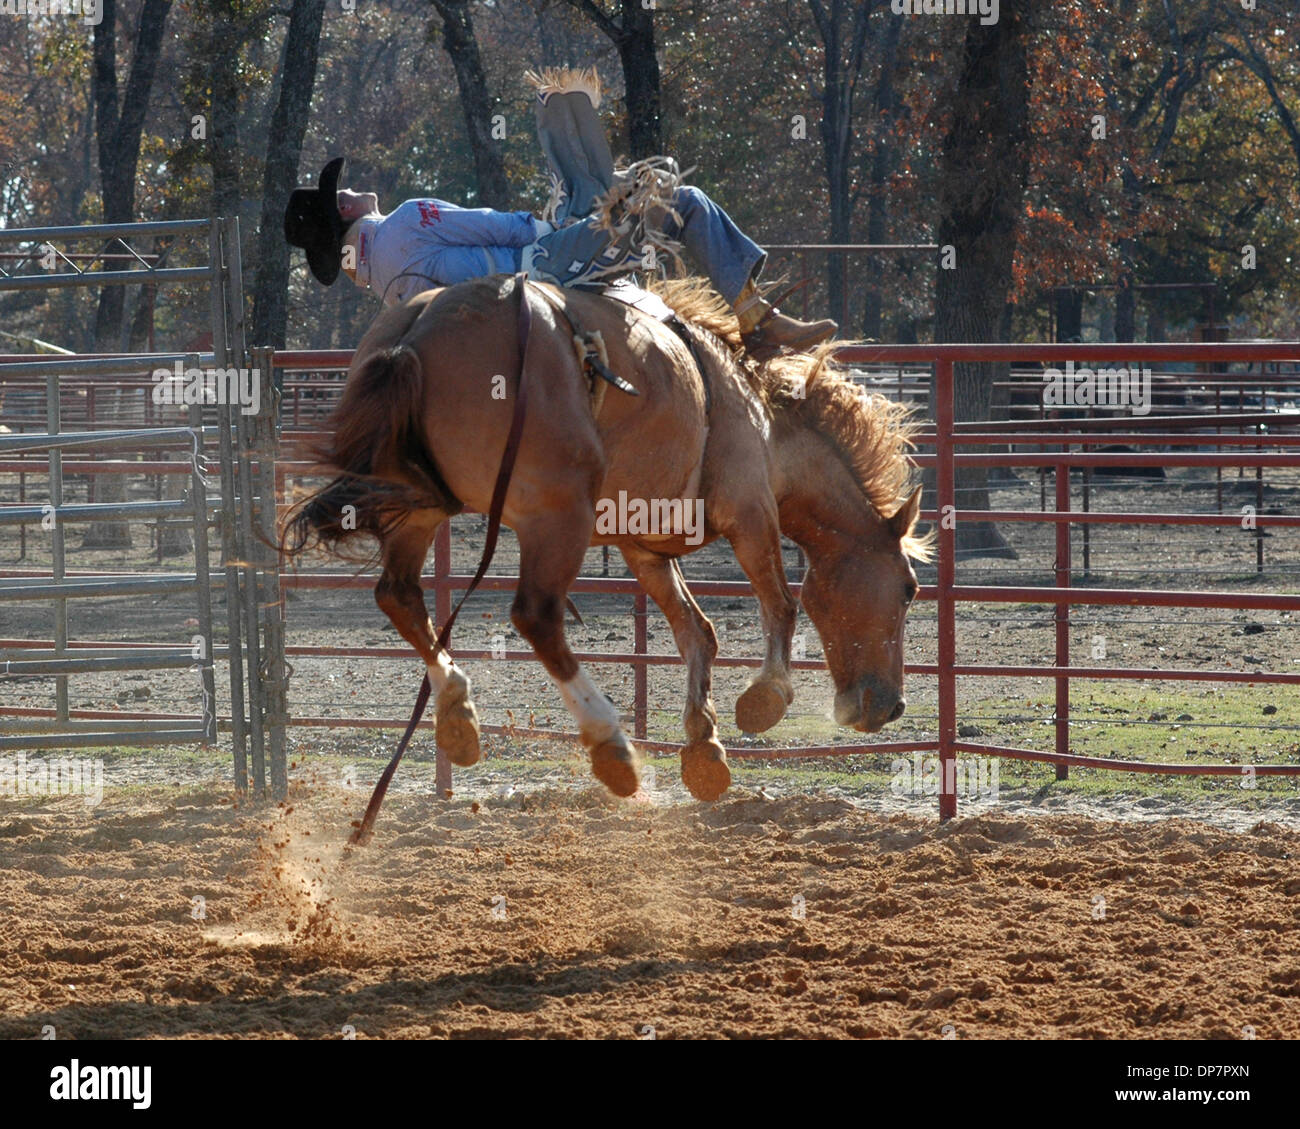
xmin=807 ymin=0 xmax=831 ymax=42
xmin=559 ymin=0 xmax=622 ymax=43
xmin=1219 ymin=14 xmax=1300 ymax=173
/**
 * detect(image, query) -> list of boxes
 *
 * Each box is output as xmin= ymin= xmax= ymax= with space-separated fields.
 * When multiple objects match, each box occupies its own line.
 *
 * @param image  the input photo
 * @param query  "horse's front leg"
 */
xmin=621 ymin=547 xmax=729 ymax=801
xmin=374 ymin=514 xmax=482 ymax=766
xmin=717 ymin=497 xmax=799 ymax=734
xmin=513 ymin=509 xmax=640 ymax=796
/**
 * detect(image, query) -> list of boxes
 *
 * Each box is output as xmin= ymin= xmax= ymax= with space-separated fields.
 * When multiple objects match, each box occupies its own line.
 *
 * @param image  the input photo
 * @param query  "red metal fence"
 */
xmin=267 ymin=341 xmax=1300 ymax=818
xmin=9 ymin=343 xmax=1296 ymax=813
xmin=882 ymin=343 xmax=1300 ymax=817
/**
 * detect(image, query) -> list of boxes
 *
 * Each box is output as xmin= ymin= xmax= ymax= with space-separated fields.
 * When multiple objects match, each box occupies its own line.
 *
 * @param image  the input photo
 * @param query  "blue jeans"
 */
xmin=660 ymin=186 xmax=766 ymax=304
xmin=529 ymin=186 xmax=766 ymax=304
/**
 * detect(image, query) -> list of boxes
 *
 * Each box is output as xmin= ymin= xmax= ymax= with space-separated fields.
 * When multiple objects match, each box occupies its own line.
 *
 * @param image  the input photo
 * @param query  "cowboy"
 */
xmin=286 ymin=158 xmax=836 ymax=353
xmin=286 ymin=68 xmax=836 ymax=354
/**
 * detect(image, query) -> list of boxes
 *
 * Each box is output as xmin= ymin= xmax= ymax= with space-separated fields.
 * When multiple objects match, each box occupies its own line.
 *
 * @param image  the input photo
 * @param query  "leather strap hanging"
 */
xmin=350 ymin=274 xmax=534 ymax=846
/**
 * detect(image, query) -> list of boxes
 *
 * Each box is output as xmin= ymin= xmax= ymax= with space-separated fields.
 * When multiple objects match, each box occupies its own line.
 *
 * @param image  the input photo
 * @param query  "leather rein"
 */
xmin=349 ymin=274 xmax=534 ymax=846
xmin=348 ymin=276 xmax=708 ymax=845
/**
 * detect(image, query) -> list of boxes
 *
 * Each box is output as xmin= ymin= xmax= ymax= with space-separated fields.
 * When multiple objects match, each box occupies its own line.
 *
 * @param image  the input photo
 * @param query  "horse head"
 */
xmin=765 ymin=351 xmax=929 ymax=733
xmin=799 ymin=484 xmax=922 ymax=731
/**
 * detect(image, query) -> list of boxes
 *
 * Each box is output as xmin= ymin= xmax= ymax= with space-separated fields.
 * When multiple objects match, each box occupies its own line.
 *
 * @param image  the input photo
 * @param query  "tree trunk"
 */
xmin=146 ymin=241 xmax=192 ymax=558
xmin=210 ymin=0 xmax=243 ymax=224
xmin=987 ymin=302 xmax=1022 ymax=488
xmin=91 ymin=0 xmax=173 ymax=352
xmin=1097 ymin=298 xmax=1115 ymax=342
xmin=431 ymin=0 xmax=510 ymax=209
xmin=819 ymin=2 xmax=848 ymax=327
xmin=823 ymin=121 xmax=851 ymax=329
xmin=861 ymin=15 xmax=901 ymax=339
xmin=86 ymin=0 xmax=173 ymax=551
xmin=808 ymin=0 xmax=871 ymax=332
xmin=1054 ymin=288 xmax=1083 ymax=342
xmin=533 ymin=1 xmax=572 ymax=67
xmin=1114 ymin=274 xmax=1136 ymax=342
xmin=126 ymin=239 xmax=163 ymax=351
xmin=1146 ymin=302 xmax=1166 ymax=343
xmin=249 ymin=0 xmax=328 ymax=350
xmin=929 ymin=7 xmax=1033 ymax=560
xmin=860 ymin=152 xmax=887 ymax=339
xmin=156 ymin=444 xmax=195 ymax=558
xmin=560 ymin=0 xmax=663 ymax=158
xmin=617 ymin=0 xmax=662 ymax=158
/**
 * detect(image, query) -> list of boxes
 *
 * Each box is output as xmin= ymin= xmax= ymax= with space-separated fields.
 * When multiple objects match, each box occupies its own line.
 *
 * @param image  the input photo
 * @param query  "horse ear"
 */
xmin=887 ymin=485 xmax=922 ymax=541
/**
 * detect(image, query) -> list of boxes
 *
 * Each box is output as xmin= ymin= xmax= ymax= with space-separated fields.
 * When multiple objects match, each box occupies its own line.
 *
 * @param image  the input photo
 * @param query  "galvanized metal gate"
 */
xmin=0 ymin=218 xmax=286 ymax=798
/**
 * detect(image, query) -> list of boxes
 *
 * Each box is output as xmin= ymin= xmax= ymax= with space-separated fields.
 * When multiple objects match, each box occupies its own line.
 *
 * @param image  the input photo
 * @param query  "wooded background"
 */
xmin=1 ymin=0 xmax=1297 ymax=362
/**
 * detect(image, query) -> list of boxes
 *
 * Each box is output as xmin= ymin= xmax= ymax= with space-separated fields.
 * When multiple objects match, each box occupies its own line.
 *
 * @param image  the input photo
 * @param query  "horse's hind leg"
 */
xmin=622 ymin=547 xmax=729 ymax=801
xmin=717 ymin=500 xmax=799 ymax=734
xmin=374 ymin=512 xmax=482 ymax=766
xmin=513 ymin=510 xmax=639 ymax=797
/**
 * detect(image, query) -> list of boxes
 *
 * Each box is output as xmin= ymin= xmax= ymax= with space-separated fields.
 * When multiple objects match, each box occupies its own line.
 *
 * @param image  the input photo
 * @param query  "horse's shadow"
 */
xmin=0 ymin=943 xmax=790 ymax=1039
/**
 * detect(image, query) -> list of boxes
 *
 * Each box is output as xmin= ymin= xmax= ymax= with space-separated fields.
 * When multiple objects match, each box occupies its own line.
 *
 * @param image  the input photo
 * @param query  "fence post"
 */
xmin=220 ymin=218 xmax=270 ymax=797
xmin=1256 ymin=414 xmax=1265 ymax=575
xmin=222 ymin=218 xmax=283 ymax=795
xmin=252 ymin=343 xmax=289 ymax=801
xmin=46 ymin=364 xmax=69 ymax=724
xmin=936 ymin=358 xmax=957 ymax=821
xmin=18 ymin=467 xmax=26 ymax=559
xmin=187 ymin=395 xmax=217 ymax=745
xmin=1081 ymin=462 xmax=1091 ymax=579
xmin=1215 ymin=387 xmax=1223 ymax=514
xmin=1055 ymin=463 xmax=1071 ymax=781
xmin=1039 ymin=395 xmax=1048 ymax=513
xmin=225 ymin=268 xmax=266 ymax=796
xmin=433 ymin=522 xmax=453 ymax=796
xmin=634 ymin=591 xmax=648 ymax=739
xmin=211 ymin=220 xmax=248 ymax=792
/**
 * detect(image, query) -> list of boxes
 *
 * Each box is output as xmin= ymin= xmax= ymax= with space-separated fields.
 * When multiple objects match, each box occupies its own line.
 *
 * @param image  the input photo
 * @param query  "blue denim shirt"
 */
xmin=357 ymin=199 xmax=533 ymax=304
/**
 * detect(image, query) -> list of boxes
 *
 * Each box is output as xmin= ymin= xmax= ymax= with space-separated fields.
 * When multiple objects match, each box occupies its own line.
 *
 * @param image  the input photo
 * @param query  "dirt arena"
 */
xmin=3 ymin=451 xmax=1298 ymax=1042
xmin=1 ymin=774 xmax=1297 ymax=1040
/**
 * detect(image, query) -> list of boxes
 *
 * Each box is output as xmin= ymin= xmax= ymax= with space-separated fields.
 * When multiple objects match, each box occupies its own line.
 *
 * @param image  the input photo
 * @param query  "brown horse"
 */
xmin=281 ymin=274 xmax=927 ymax=802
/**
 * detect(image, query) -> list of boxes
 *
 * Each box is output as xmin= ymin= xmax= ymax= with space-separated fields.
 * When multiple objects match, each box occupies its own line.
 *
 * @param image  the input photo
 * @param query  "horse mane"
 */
xmin=648 ymin=277 xmax=745 ymax=351
xmin=645 ymin=276 xmax=930 ymax=559
xmin=760 ymin=346 xmax=931 ymax=560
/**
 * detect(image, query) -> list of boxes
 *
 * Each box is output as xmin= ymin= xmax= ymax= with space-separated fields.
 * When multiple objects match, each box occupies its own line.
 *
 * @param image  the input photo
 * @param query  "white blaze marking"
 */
xmin=558 ymin=669 xmax=621 ymax=745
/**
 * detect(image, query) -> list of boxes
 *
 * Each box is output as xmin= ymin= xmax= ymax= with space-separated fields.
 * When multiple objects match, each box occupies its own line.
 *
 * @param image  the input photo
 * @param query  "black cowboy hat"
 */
xmin=284 ymin=157 xmax=348 ymax=285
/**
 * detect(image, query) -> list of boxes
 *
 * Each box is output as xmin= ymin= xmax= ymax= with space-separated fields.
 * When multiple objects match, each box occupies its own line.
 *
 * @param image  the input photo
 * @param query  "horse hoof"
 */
xmin=735 ymin=680 xmax=788 ymax=734
xmin=681 ymin=738 xmax=730 ymax=802
xmin=436 ymin=694 xmax=482 ymax=767
xmin=590 ymin=737 xmax=639 ymax=797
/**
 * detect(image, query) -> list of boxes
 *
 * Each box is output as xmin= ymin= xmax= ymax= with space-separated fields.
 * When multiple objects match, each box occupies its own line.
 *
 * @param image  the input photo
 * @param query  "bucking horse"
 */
xmin=280 ymin=273 xmax=928 ymax=821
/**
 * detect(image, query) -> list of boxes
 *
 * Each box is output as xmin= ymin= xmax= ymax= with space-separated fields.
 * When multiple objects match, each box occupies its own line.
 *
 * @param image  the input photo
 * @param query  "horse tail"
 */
xmin=279 ymin=345 xmax=457 ymax=563
xmin=334 ymin=344 xmax=431 ymax=483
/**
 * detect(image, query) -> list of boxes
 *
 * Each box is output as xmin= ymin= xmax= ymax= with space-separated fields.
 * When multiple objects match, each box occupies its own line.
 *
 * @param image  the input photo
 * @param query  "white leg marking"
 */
xmin=558 ymin=668 xmax=622 ymax=745
xmin=426 ymin=649 xmax=469 ymax=700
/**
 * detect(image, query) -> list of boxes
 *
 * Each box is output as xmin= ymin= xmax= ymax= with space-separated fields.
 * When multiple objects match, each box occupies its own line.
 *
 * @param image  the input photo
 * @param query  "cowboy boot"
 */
xmin=734 ymin=281 xmax=838 ymax=356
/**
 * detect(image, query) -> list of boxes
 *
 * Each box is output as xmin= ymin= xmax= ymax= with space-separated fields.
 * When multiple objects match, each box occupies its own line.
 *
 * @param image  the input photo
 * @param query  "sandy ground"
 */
xmin=1 ymin=779 xmax=1297 ymax=1040
xmin=3 ymin=452 xmax=1299 ymax=1041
